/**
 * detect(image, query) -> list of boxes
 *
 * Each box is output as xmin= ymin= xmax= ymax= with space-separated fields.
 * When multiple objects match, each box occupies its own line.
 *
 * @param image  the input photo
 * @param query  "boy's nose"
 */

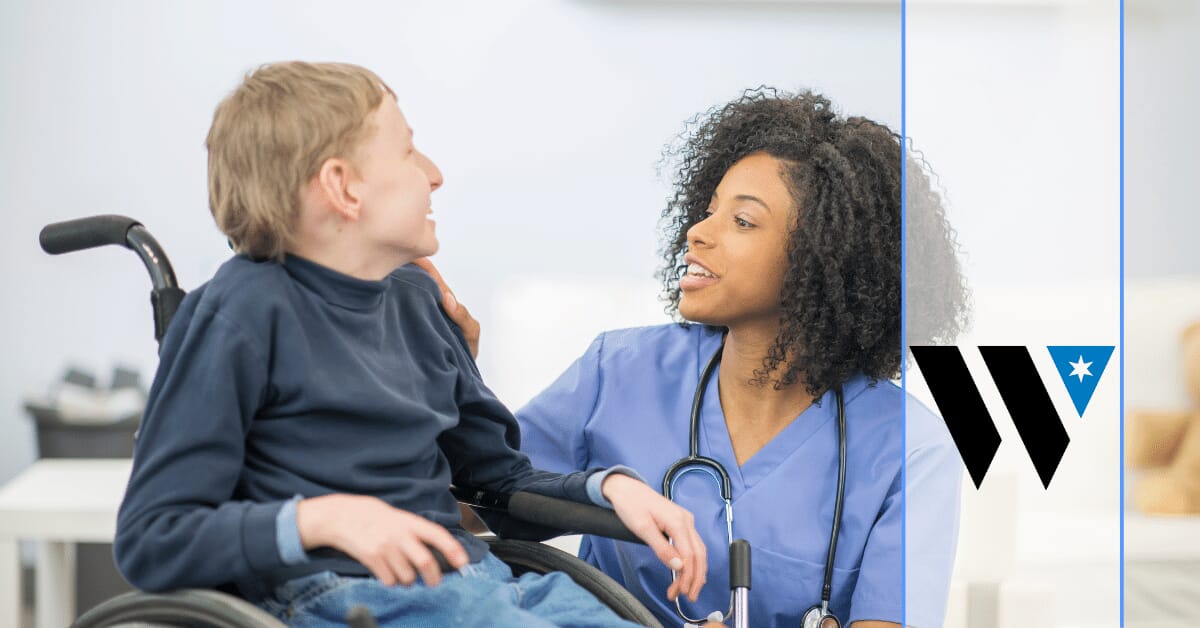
xmin=420 ymin=152 xmax=444 ymax=191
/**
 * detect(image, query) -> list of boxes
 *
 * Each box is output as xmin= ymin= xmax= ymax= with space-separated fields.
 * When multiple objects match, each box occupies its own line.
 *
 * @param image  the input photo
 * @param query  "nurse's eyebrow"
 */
xmin=733 ymin=194 xmax=772 ymax=213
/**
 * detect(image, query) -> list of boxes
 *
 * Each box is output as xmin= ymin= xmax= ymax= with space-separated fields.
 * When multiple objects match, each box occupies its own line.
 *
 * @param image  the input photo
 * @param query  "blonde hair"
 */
xmin=206 ymin=61 xmax=395 ymax=260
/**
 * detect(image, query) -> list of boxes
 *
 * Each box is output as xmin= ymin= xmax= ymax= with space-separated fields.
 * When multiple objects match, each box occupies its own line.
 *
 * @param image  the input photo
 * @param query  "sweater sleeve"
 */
xmin=114 ymin=301 xmax=286 ymax=592
xmin=436 ymin=327 xmax=617 ymax=539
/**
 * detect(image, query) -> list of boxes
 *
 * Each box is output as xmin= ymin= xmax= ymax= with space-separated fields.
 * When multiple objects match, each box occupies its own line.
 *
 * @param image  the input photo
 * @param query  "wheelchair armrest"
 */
xmin=285 ymin=488 xmax=648 ymax=581
xmin=306 ymin=545 xmax=461 ymax=574
xmin=453 ymin=487 xmax=643 ymax=544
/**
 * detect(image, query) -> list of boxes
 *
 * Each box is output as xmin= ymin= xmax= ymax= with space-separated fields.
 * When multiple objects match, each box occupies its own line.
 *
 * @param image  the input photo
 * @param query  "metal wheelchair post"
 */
xmin=730 ymin=540 xmax=751 ymax=628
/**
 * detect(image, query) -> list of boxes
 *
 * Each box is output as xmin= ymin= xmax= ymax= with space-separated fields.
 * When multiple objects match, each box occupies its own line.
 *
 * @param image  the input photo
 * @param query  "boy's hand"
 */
xmin=601 ymin=473 xmax=708 ymax=603
xmin=412 ymin=258 xmax=480 ymax=358
xmin=296 ymin=494 xmax=470 ymax=587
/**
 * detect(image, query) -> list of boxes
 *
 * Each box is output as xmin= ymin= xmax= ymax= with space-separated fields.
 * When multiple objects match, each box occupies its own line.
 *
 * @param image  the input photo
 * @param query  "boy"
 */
xmin=114 ymin=61 xmax=706 ymax=627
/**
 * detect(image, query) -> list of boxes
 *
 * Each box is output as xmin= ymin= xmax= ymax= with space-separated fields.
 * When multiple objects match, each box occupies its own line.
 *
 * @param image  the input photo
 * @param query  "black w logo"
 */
xmin=910 ymin=346 xmax=1070 ymax=489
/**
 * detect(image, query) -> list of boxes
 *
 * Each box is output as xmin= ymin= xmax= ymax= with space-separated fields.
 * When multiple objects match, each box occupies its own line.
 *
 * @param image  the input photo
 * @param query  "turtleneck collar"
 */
xmin=282 ymin=254 xmax=388 ymax=311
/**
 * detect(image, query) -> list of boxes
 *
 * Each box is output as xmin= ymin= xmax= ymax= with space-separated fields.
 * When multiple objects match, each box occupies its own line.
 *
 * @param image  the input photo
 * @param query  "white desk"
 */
xmin=0 ymin=458 xmax=131 ymax=628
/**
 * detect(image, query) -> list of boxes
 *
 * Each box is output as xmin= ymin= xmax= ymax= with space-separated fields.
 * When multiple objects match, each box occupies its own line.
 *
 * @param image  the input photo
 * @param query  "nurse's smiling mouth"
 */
xmin=680 ymin=254 xmax=719 ymax=291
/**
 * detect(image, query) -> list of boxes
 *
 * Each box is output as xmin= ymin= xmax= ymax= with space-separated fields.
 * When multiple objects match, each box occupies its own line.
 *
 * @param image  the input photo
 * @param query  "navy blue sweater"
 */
xmin=114 ymin=254 xmax=600 ymax=599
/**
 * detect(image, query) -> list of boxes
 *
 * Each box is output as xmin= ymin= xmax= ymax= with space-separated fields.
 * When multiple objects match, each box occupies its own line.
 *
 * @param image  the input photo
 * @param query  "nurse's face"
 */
xmin=678 ymin=152 xmax=795 ymax=329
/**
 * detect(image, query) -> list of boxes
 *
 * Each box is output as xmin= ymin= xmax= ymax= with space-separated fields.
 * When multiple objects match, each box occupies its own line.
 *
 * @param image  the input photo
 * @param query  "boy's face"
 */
xmin=352 ymin=95 xmax=443 ymax=263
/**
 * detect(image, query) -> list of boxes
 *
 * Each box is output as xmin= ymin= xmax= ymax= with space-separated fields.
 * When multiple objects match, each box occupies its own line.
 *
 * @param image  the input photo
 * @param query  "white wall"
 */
xmin=907 ymin=1 xmax=1121 ymax=626
xmin=1123 ymin=3 xmax=1200 ymax=627
xmin=0 ymin=0 xmax=901 ymax=484
xmin=1126 ymin=0 xmax=1200 ymax=280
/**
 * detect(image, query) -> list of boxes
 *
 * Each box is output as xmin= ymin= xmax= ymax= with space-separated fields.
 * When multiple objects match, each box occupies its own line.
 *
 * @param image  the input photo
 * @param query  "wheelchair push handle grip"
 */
xmin=39 ymin=214 xmax=182 ymax=344
xmin=39 ymin=214 xmax=142 ymax=255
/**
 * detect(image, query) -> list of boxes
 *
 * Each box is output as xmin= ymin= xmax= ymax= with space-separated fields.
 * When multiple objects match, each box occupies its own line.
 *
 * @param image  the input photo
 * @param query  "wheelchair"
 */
xmin=40 ymin=215 xmax=664 ymax=628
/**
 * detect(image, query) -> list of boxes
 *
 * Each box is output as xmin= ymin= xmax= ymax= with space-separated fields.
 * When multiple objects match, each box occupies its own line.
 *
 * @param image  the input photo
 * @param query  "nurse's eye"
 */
xmin=734 ymin=216 xmax=755 ymax=229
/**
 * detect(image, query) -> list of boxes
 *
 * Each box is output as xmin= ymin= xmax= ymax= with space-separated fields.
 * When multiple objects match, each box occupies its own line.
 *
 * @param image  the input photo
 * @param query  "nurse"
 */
xmin=426 ymin=89 xmax=968 ymax=628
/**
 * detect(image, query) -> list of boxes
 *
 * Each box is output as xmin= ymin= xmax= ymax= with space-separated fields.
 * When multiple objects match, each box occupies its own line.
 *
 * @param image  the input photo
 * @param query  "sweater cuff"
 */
xmin=275 ymin=495 xmax=309 ymax=566
xmin=241 ymin=500 xmax=290 ymax=574
xmin=586 ymin=465 xmax=647 ymax=509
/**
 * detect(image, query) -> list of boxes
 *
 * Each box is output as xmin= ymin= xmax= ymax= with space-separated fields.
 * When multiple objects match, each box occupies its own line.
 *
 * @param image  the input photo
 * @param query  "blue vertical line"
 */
xmin=900 ymin=0 xmax=908 ymax=625
xmin=1119 ymin=0 xmax=1126 ymax=624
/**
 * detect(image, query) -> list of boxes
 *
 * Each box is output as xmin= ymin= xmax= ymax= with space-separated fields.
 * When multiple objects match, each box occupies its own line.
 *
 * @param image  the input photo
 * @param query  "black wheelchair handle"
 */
xmin=453 ymin=487 xmax=644 ymax=545
xmin=39 ymin=215 xmax=184 ymax=345
xmin=506 ymin=491 xmax=643 ymax=544
xmin=40 ymin=214 xmax=142 ymax=255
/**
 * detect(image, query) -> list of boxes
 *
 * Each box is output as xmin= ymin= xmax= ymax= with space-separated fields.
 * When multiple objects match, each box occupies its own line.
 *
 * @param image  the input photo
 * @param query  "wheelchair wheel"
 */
xmin=71 ymin=588 xmax=284 ymax=628
xmin=73 ymin=542 xmax=662 ymax=628
xmin=486 ymin=538 xmax=663 ymax=628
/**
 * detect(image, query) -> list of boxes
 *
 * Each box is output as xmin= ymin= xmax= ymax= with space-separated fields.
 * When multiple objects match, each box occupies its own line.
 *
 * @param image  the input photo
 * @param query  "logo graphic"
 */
xmin=910 ymin=345 xmax=1113 ymax=489
xmin=1047 ymin=345 xmax=1115 ymax=417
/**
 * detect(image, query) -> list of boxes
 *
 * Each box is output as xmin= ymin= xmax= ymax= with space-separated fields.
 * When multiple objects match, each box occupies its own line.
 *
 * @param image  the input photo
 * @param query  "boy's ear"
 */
xmin=313 ymin=157 xmax=362 ymax=221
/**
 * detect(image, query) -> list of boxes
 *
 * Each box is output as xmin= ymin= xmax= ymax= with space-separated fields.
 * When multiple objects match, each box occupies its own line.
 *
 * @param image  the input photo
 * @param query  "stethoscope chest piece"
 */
xmin=801 ymin=603 xmax=842 ymax=628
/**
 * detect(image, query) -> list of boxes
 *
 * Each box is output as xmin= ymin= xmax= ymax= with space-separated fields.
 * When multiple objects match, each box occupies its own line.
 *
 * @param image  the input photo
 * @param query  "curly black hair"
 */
xmin=658 ymin=87 xmax=969 ymax=397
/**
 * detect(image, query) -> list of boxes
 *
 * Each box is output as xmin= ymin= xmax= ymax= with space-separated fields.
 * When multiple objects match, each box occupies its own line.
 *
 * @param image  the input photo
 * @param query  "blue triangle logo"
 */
xmin=1046 ymin=346 xmax=1114 ymax=417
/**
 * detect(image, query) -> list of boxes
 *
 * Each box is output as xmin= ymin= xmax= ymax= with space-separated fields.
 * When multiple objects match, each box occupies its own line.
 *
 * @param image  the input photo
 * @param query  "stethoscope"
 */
xmin=661 ymin=341 xmax=848 ymax=628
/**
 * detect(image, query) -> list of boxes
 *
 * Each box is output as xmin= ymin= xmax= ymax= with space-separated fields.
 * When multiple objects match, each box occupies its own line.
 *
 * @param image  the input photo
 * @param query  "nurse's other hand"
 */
xmin=602 ymin=473 xmax=708 ymax=603
xmin=412 ymin=257 xmax=480 ymax=358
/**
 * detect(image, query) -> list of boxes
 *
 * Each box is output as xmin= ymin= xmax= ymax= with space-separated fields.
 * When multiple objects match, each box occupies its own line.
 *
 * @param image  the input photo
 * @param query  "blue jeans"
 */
xmin=257 ymin=552 xmax=642 ymax=627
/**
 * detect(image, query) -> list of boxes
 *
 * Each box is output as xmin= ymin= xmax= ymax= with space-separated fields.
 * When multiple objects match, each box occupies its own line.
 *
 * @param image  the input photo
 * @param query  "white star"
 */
xmin=1068 ymin=355 xmax=1093 ymax=382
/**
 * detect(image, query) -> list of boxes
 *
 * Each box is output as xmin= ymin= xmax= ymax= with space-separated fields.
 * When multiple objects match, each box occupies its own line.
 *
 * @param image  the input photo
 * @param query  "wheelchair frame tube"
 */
xmin=40 ymin=215 xmax=184 ymax=344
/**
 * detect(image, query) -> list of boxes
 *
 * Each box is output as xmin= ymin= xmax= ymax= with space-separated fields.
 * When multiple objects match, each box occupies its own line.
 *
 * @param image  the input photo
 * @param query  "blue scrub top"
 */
xmin=516 ymin=324 xmax=960 ymax=628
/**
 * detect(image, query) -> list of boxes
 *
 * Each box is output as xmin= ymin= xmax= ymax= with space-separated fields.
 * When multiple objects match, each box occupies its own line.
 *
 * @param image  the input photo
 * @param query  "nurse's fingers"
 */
xmin=412 ymin=257 xmax=480 ymax=358
xmin=662 ymin=515 xmax=702 ymax=602
xmin=411 ymin=257 xmax=448 ymax=290
xmin=633 ymin=517 xmax=687 ymax=598
xmin=652 ymin=512 xmax=697 ymax=601
xmin=686 ymin=524 xmax=707 ymax=601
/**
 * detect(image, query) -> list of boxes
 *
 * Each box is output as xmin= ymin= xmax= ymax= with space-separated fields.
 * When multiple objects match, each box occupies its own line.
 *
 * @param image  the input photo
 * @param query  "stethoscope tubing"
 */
xmin=663 ymin=338 xmax=847 ymax=626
